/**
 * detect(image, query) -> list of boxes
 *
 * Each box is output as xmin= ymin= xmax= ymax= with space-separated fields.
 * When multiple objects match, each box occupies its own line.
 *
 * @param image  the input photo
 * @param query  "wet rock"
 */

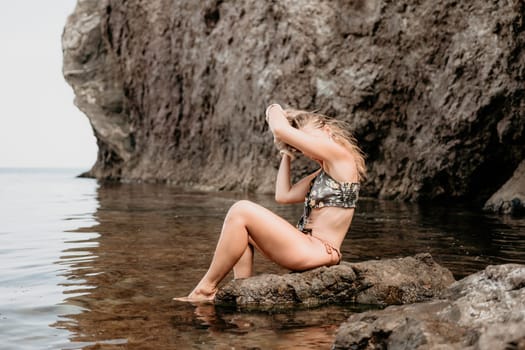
xmin=484 ymin=160 xmax=525 ymax=215
xmin=63 ymin=0 xmax=525 ymax=208
xmin=332 ymin=264 xmax=525 ymax=350
xmin=214 ymin=253 xmax=454 ymax=310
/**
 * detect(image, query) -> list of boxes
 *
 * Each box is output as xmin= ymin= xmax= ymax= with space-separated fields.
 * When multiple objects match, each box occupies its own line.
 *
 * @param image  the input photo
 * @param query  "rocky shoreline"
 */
xmin=62 ymin=0 xmax=525 ymax=214
xmin=213 ymin=254 xmax=525 ymax=349
xmin=333 ymin=263 xmax=525 ymax=350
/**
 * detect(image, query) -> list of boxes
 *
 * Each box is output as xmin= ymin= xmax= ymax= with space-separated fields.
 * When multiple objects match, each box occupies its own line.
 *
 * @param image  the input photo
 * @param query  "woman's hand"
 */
xmin=265 ymin=104 xmax=290 ymax=134
xmin=265 ymin=103 xmax=283 ymax=122
xmin=267 ymin=104 xmax=298 ymax=159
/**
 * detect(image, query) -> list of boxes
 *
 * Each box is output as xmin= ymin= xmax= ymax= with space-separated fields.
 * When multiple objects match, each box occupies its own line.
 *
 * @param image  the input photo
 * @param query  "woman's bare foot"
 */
xmin=173 ymin=286 xmax=217 ymax=303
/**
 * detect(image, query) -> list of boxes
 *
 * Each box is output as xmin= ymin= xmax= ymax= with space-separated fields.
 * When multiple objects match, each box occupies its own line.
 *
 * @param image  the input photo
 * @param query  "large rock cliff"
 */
xmin=63 ymin=0 xmax=525 ymax=210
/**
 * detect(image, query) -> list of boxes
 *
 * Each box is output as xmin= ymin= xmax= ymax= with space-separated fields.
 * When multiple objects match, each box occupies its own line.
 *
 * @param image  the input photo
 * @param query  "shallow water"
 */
xmin=1 ymin=168 xmax=524 ymax=349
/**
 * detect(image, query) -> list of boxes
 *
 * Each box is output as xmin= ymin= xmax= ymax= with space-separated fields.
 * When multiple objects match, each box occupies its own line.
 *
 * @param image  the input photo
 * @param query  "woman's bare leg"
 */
xmin=174 ymin=200 xmax=335 ymax=302
xmin=233 ymin=244 xmax=254 ymax=279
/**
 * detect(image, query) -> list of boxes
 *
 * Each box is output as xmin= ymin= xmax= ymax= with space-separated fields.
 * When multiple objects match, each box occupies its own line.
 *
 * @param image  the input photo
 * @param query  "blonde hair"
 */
xmin=280 ymin=109 xmax=367 ymax=181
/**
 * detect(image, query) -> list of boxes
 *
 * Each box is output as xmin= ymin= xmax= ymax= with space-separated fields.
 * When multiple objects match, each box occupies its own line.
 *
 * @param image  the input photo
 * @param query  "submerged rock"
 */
xmin=63 ymin=0 xmax=525 ymax=210
xmin=214 ymin=253 xmax=454 ymax=310
xmin=332 ymin=264 xmax=525 ymax=350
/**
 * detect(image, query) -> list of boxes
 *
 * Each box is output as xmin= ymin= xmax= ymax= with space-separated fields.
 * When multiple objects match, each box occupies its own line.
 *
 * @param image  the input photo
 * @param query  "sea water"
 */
xmin=0 ymin=168 xmax=524 ymax=349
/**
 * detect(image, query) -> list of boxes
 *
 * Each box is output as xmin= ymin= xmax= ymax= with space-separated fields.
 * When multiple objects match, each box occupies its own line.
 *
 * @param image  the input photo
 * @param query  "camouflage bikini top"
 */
xmin=297 ymin=170 xmax=360 ymax=233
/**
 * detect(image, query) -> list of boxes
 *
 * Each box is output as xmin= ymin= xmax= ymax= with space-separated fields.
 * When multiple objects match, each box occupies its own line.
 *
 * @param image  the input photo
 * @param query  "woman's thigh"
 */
xmin=230 ymin=200 xmax=332 ymax=271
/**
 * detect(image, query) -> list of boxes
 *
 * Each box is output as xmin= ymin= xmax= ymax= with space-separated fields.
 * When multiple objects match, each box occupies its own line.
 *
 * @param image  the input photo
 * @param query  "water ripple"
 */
xmin=1 ymin=170 xmax=524 ymax=349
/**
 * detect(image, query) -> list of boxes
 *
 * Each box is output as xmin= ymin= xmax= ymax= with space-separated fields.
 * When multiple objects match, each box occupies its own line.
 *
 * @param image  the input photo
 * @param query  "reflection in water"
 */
xmin=183 ymin=303 xmax=367 ymax=349
xmin=349 ymin=200 xmax=525 ymax=277
xmin=53 ymin=182 xmax=525 ymax=349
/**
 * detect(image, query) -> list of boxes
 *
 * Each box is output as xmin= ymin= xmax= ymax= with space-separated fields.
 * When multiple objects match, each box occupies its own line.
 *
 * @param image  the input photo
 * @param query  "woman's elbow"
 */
xmin=275 ymin=193 xmax=291 ymax=204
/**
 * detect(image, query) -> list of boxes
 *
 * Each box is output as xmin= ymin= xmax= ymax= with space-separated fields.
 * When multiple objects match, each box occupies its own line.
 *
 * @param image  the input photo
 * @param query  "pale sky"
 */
xmin=0 ymin=1 xmax=97 ymax=169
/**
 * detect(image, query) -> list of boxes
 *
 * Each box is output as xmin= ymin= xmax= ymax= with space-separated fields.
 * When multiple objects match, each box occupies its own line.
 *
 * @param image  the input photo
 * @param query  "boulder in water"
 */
xmin=332 ymin=263 xmax=525 ymax=350
xmin=215 ymin=253 xmax=455 ymax=310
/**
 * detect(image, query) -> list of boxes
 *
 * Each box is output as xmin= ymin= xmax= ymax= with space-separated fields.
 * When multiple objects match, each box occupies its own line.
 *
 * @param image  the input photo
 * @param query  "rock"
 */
xmin=214 ymin=253 xmax=454 ymax=310
xmin=62 ymin=0 xmax=131 ymax=179
xmin=484 ymin=160 xmax=525 ymax=215
xmin=63 ymin=0 xmax=525 ymax=207
xmin=332 ymin=264 xmax=525 ymax=350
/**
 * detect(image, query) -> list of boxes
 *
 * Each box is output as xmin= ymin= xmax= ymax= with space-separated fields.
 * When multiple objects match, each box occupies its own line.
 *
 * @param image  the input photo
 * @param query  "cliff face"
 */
xmin=63 ymin=0 xmax=525 ymax=210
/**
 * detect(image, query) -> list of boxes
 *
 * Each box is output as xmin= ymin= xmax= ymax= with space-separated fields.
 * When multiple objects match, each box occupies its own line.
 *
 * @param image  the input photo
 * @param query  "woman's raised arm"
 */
xmin=274 ymin=154 xmax=320 ymax=204
xmin=266 ymin=104 xmax=346 ymax=164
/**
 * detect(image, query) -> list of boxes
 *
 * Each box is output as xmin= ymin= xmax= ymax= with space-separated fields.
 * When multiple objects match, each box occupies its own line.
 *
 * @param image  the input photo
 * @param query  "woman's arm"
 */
xmin=275 ymin=154 xmax=320 ymax=204
xmin=266 ymin=104 xmax=346 ymax=163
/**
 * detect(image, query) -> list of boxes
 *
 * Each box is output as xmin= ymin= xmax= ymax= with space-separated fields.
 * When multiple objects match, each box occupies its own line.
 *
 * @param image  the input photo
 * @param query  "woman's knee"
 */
xmin=226 ymin=200 xmax=256 ymax=223
xmin=224 ymin=200 xmax=252 ymax=224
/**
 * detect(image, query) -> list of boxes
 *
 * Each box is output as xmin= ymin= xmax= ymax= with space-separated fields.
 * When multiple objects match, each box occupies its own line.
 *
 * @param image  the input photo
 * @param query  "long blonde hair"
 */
xmin=282 ymin=109 xmax=367 ymax=181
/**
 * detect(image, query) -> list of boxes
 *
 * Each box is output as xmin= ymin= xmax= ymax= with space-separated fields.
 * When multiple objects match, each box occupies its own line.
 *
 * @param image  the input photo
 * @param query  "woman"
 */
xmin=175 ymin=104 xmax=366 ymax=302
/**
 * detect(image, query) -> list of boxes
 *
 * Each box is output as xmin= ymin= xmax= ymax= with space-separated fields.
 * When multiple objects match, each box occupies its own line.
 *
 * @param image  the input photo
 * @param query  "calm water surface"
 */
xmin=1 ymin=168 xmax=524 ymax=349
